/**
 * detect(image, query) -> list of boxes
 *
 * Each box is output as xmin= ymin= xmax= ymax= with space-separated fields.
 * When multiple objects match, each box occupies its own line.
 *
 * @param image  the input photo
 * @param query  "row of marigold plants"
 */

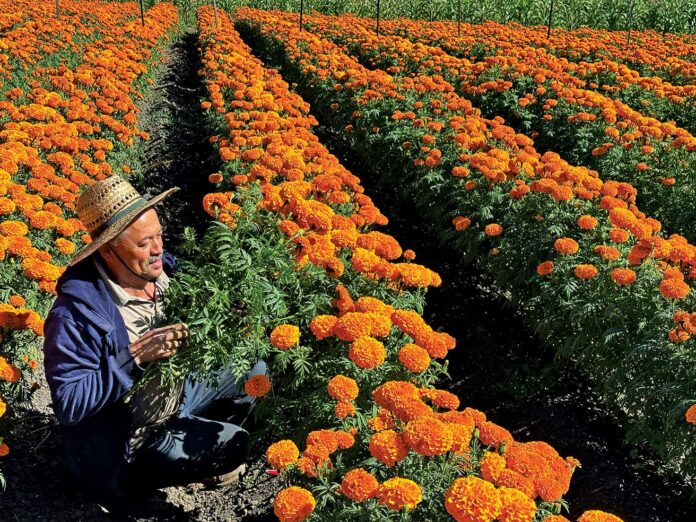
xmin=233 ymin=8 xmax=696 ymax=482
xmin=296 ymin=11 xmax=696 ymax=244
xmin=166 ymin=6 xmax=629 ymax=521
xmin=0 ymin=0 xmax=178 ymax=480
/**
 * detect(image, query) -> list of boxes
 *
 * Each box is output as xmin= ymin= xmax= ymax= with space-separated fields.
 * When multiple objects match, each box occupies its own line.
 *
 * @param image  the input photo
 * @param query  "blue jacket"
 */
xmin=43 ymin=252 xmax=176 ymax=500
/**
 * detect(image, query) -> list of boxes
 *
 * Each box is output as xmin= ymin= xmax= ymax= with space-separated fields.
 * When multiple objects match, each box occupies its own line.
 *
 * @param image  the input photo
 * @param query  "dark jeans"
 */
xmin=127 ymin=360 xmax=267 ymax=492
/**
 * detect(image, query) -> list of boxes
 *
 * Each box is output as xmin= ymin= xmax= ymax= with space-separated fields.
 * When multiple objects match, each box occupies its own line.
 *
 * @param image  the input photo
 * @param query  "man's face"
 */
xmin=104 ymin=209 xmax=164 ymax=281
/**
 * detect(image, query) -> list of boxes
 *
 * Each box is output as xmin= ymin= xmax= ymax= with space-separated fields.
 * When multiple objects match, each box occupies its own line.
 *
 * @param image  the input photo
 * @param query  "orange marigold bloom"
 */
xmin=609 ymin=228 xmax=630 ymax=244
xmin=327 ymin=375 xmax=359 ymax=402
xmin=0 ymin=443 xmax=9 ymax=457
xmin=273 ymin=486 xmax=316 ymax=522
xmin=575 ymin=264 xmax=599 ymax=279
xmin=244 ymin=374 xmax=271 ymax=397
xmin=340 ymin=468 xmax=379 ymax=502
xmin=335 ymin=402 xmax=356 ymax=419
xmin=498 ymin=487 xmax=537 ymax=522
xmin=445 ymin=475 xmax=502 ymax=522
xmin=611 ymin=267 xmax=636 ymax=286
xmin=403 ymin=249 xmax=416 ymax=260
xmin=404 ymin=416 xmax=453 ymax=456
xmin=8 ymin=295 xmax=25 ymax=307
xmin=309 ymin=314 xmax=337 ymax=340
xmin=369 ymin=429 xmax=409 ymax=467
xmin=376 ymin=477 xmax=422 ymax=510
xmin=270 ymin=324 xmax=300 ymax=350
xmin=398 ymin=343 xmax=430 ymax=373
xmin=334 ymin=312 xmax=372 ymax=341
xmin=355 ymin=296 xmax=394 ymax=316
xmin=0 ymin=356 xmax=20 ymax=383
xmin=368 ymin=408 xmax=396 ymax=431
xmin=685 ymin=405 xmax=696 ymax=424
xmin=453 ymin=216 xmax=472 ymax=231
xmin=349 ymin=336 xmax=386 ymax=369
xmin=659 ymin=278 xmax=690 ymax=300
xmin=594 ymin=245 xmax=621 ymax=261
xmin=478 ymin=421 xmax=514 ymax=449
xmin=577 ymin=215 xmax=598 ymax=230
xmin=577 ymin=511 xmax=624 ymax=522
xmin=266 ymin=440 xmax=300 ymax=471
xmin=537 ymin=261 xmax=554 ymax=276
xmin=0 ymin=220 xmax=29 ymax=237
xmin=545 ymin=517 xmax=571 ymax=522
xmin=554 ymin=237 xmax=579 ymax=255
xmin=485 ymin=223 xmax=503 ymax=237
xmin=55 ymin=238 xmax=76 ymax=255
xmin=608 ymin=207 xmax=637 ymax=229
xmin=427 ymin=389 xmax=460 ymax=410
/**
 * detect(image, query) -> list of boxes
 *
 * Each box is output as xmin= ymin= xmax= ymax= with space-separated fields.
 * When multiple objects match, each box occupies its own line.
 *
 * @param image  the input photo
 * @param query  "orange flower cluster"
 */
xmin=196 ymin=7 xmax=440 ymax=290
xmin=273 ymin=486 xmax=316 ymax=522
xmin=269 ymin=324 xmax=301 ymax=350
xmin=339 ymin=468 xmax=379 ymax=502
xmin=265 ymin=439 xmax=300 ymax=471
xmin=243 ymin=374 xmax=271 ymax=397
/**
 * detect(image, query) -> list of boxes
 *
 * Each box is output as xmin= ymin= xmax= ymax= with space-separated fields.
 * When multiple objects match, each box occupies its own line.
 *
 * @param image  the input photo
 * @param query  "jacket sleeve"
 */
xmin=43 ymin=311 xmax=143 ymax=426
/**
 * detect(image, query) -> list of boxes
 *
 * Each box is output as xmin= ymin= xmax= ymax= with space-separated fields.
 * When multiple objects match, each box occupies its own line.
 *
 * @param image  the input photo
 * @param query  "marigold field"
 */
xmin=2 ymin=1 xmax=696 ymax=520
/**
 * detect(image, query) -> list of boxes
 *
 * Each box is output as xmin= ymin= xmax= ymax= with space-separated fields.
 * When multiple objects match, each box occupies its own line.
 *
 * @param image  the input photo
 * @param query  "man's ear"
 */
xmin=97 ymin=243 xmax=114 ymax=261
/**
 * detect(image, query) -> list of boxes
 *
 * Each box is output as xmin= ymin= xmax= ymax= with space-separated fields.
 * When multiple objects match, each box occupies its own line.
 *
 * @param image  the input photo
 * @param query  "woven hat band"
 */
xmin=92 ymin=197 xmax=148 ymax=238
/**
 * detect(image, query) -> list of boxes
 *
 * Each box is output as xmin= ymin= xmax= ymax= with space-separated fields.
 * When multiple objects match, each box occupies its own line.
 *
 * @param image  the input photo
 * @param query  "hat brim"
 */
xmin=69 ymin=187 xmax=180 ymax=267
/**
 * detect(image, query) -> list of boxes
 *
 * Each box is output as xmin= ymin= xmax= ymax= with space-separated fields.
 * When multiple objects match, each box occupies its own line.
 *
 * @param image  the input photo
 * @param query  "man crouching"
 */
xmin=43 ymin=176 xmax=266 ymax=507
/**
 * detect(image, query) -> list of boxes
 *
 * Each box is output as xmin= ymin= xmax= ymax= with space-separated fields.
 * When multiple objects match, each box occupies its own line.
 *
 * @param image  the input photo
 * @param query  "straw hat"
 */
xmin=70 ymin=176 xmax=179 ymax=266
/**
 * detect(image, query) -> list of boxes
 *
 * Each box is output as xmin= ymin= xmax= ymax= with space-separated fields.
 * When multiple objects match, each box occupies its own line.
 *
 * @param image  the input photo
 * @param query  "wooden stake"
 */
xmin=212 ymin=0 xmax=219 ymax=28
xmin=376 ymin=0 xmax=380 ymax=35
xmin=546 ymin=0 xmax=554 ymax=39
xmin=139 ymin=0 xmax=145 ymax=27
xmin=300 ymin=0 xmax=304 ymax=32
xmin=55 ymin=0 xmax=59 ymax=18
xmin=627 ymin=0 xmax=635 ymax=46
xmin=457 ymin=0 xmax=461 ymax=37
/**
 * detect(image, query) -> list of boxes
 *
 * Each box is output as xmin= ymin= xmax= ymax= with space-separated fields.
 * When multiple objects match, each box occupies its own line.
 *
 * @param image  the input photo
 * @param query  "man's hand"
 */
xmin=129 ymin=323 xmax=190 ymax=365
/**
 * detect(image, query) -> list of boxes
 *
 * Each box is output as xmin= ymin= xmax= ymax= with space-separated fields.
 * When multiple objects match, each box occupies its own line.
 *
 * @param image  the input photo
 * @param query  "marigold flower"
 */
xmin=536 ymin=261 xmax=554 ymax=276
xmin=244 ymin=374 xmax=271 ymax=397
xmin=445 ymin=475 xmax=502 ymax=522
xmin=0 ymin=220 xmax=28 ymax=237
xmin=577 ymin=215 xmax=598 ymax=230
xmin=554 ymin=237 xmax=579 ymax=255
xmin=685 ymin=405 xmax=696 ymax=424
xmin=428 ymin=389 xmax=460 ymax=410
xmin=609 ymin=228 xmax=630 ymax=244
xmin=273 ymin=486 xmax=316 ymax=522
xmin=309 ymin=314 xmax=337 ymax=340
xmin=453 ymin=216 xmax=472 ymax=231
xmin=498 ymin=487 xmax=537 ymax=522
xmin=577 ymin=511 xmax=624 ymax=522
xmin=335 ymin=402 xmax=356 ymax=419
xmin=404 ymin=416 xmax=453 ymax=456
xmin=0 ymin=399 xmax=6 ymax=418
xmin=348 ymin=336 xmax=386 ymax=369
xmin=659 ymin=277 xmax=690 ymax=300
xmin=485 ymin=223 xmax=503 ymax=237
xmin=403 ymin=249 xmax=416 ymax=260
xmin=478 ymin=421 xmax=514 ymax=449
xmin=54 ymin=238 xmax=76 ymax=255
xmin=368 ymin=408 xmax=395 ymax=432
xmin=0 ymin=356 xmax=21 ymax=383
xmin=270 ymin=324 xmax=300 ymax=350
xmin=327 ymin=375 xmax=359 ymax=403
xmin=398 ymin=343 xmax=430 ymax=372
xmin=340 ymin=468 xmax=379 ymax=502
xmin=334 ymin=312 xmax=372 ymax=341
xmin=575 ymin=264 xmax=598 ymax=279
xmin=0 ymin=443 xmax=9 ymax=457
xmin=266 ymin=440 xmax=299 ymax=471
xmin=611 ymin=267 xmax=636 ymax=285
xmin=376 ymin=477 xmax=422 ymax=510
xmin=369 ymin=429 xmax=409 ymax=467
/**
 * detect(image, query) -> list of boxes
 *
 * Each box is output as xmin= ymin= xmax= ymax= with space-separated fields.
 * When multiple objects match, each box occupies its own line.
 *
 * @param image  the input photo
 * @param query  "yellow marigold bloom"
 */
xmin=404 ymin=416 xmax=453 ymax=456
xmin=340 ymin=468 xmax=379 ymax=502
xmin=445 ymin=476 xmax=502 ymax=522
xmin=327 ymin=375 xmax=359 ymax=403
xmin=309 ymin=314 xmax=337 ymax=340
xmin=685 ymin=404 xmax=696 ymax=424
xmin=273 ymin=486 xmax=316 ymax=522
xmin=369 ymin=429 xmax=409 ymax=467
xmin=398 ymin=343 xmax=430 ymax=373
xmin=376 ymin=477 xmax=422 ymax=510
xmin=498 ymin=487 xmax=537 ymax=522
xmin=554 ymin=237 xmax=579 ymax=255
xmin=577 ymin=510 xmax=624 ymax=522
xmin=348 ymin=336 xmax=386 ymax=369
xmin=270 ymin=324 xmax=300 ymax=350
xmin=574 ymin=264 xmax=598 ymax=279
xmin=266 ymin=440 xmax=299 ymax=471
xmin=244 ymin=374 xmax=271 ymax=397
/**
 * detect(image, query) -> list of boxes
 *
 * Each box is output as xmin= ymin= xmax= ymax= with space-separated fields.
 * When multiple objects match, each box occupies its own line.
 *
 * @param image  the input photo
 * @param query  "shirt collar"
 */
xmin=93 ymin=256 xmax=169 ymax=307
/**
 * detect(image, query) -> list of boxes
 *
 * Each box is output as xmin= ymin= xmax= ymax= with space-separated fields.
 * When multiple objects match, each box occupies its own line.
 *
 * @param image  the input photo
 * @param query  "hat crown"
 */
xmin=77 ymin=176 xmax=144 ymax=236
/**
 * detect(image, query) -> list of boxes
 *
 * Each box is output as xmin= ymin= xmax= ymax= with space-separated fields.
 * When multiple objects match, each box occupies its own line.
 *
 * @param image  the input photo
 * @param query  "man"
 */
xmin=43 ymin=176 xmax=266 ymax=505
